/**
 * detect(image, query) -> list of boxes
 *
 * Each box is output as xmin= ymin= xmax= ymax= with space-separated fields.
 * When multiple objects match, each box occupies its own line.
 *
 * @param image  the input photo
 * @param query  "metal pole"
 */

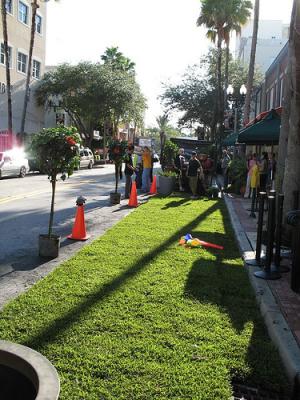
xmin=254 ymin=196 xmax=281 ymax=280
xmin=291 ymin=220 xmax=300 ymax=292
xmin=274 ymin=194 xmax=289 ymax=272
xmin=246 ymin=192 xmax=267 ymax=266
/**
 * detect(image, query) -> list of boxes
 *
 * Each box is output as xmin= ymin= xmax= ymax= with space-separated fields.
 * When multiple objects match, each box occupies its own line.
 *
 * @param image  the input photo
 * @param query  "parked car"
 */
xmin=78 ymin=148 xmax=94 ymax=169
xmin=0 ymin=149 xmax=29 ymax=178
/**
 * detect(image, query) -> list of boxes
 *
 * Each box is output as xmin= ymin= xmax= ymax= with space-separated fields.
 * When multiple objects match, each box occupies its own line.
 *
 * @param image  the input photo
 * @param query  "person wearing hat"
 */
xmin=186 ymin=151 xmax=202 ymax=199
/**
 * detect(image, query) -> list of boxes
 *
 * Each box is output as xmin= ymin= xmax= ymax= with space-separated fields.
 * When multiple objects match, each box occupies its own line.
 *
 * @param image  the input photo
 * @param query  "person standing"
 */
xmin=202 ymin=154 xmax=213 ymax=189
xmin=244 ymin=153 xmax=257 ymax=198
xmin=174 ymin=148 xmax=186 ymax=191
xmin=249 ymin=157 xmax=260 ymax=218
xmin=258 ymin=152 xmax=269 ymax=192
xmin=124 ymin=146 xmax=135 ymax=199
xmin=187 ymin=151 xmax=202 ymax=199
xmin=220 ymin=150 xmax=231 ymax=190
xmin=141 ymin=146 xmax=152 ymax=193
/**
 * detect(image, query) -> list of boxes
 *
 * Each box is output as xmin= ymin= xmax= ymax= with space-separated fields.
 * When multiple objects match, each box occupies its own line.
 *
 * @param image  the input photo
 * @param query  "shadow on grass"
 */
xmin=25 ymin=202 xmax=220 ymax=350
xmin=161 ymin=197 xmax=191 ymax=209
xmin=184 ymin=206 xmax=291 ymax=394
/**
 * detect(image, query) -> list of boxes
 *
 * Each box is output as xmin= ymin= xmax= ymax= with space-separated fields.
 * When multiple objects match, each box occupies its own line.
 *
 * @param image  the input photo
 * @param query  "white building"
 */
xmin=236 ymin=20 xmax=289 ymax=73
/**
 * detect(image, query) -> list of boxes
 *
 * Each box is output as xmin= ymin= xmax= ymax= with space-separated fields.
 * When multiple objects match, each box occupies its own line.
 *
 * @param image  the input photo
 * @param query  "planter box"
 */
xmin=39 ymin=234 xmax=61 ymax=258
xmin=157 ymin=175 xmax=176 ymax=196
xmin=110 ymin=192 xmax=121 ymax=205
xmin=0 ymin=340 xmax=60 ymax=400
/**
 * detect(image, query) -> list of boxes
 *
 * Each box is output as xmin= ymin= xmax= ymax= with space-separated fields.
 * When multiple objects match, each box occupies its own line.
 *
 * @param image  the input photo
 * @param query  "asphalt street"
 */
xmin=0 ymin=164 xmax=135 ymax=306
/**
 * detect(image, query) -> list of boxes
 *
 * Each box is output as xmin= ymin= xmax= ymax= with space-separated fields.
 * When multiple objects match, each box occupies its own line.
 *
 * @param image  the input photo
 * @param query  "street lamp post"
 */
xmin=47 ymin=94 xmax=63 ymax=113
xmin=226 ymin=84 xmax=247 ymax=134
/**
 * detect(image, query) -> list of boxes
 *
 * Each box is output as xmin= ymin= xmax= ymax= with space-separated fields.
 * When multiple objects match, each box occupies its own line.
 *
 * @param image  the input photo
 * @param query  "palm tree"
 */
xmin=243 ymin=0 xmax=260 ymax=124
xmin=20 ymin=0 xmax=58 ymax=140
xmin=197 ymin=0 xmax=252 ymax=141
xmin=101 ymin=46 xmax=135 ymax=73
xmin=223 ymin=0 xmax=252 ymax=102
xmin=1 ymin=0 xmax=13 ymax=133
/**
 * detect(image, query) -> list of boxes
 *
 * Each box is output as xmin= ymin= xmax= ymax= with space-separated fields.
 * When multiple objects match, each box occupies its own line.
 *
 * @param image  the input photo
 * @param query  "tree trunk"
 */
xmin=276 ymin=67 xmax=291 ymax=193
xmin=283 ymin=0 xmax=300 ymax=218
xmin=216 ymin=32 xmax=224 ymax=144
xmin=224 ymin=41 xmax=230 ymax=110
xmin=244 ymin=0 xmax=260 ymax=124
xmin=1 ymin=0 xmax=13 ymax=133
xmin=48 ymin=175 xmax=57 ymax=237
xmin=20 ymin=0 xmax=39 ymax=139
xmin=114 ymin=162 xmax=120 ymax=193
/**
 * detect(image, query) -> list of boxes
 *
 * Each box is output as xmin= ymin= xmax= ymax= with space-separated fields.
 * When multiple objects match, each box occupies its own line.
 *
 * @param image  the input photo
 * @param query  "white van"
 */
xmin=79 ymin=148 xmax=94 ymax=169
xmin=0 ymin=149 xmax=29 ymax=178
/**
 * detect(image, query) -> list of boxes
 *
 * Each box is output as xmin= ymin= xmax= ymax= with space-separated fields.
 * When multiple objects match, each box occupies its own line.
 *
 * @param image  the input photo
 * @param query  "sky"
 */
xmin=46 ymin=0 xmax=293 ymax=128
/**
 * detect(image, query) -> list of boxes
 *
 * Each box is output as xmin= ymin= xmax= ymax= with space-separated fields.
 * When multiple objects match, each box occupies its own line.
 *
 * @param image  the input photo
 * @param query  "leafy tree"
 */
xmin=35 ymin=62 xmax=146 ymax=144
xmin=30 ymin=126 xmax=81 ymax=237
xmin=161 ymin=50 xmax=263 ymax=140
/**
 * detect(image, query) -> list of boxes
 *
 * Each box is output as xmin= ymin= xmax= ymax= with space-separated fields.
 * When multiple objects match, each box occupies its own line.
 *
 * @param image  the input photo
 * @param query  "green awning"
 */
xmin=222 ymin=131 xmax=238 ymax=146
xmin=237 ymin=109 xmax=281 ymax=145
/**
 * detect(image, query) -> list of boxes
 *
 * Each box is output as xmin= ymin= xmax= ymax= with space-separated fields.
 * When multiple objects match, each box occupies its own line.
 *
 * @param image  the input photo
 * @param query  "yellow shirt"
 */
xmin=250 ymin=164 xmax=260 ymax=188
xmin=142 ymin=152 xmax=152 ymax=168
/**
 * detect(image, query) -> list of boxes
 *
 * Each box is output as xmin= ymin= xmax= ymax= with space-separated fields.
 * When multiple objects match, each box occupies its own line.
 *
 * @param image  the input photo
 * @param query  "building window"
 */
xmin=279 ymin=78 xmax=284 ymax=106
xmin=17 ymin=51 xmax=27 ymax=73
xmin=0 ymin=43 xmax=12 ymax=67
xmin=5 ymin=0 xmax=13 ymax=14
xmin=269 ymin=87 xmax=274 ymax=109
xmin=35 ymin=14 xmax=42 ymax=34
xmin=32 ymin=59 xmax=41 ymax=79
xmin=19 ymin=1 xmax=28 ymax=24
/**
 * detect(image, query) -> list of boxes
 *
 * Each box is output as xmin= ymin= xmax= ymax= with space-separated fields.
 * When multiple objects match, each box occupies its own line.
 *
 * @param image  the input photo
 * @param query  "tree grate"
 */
xmin=232 ymin=383 xmax=290 ymax=400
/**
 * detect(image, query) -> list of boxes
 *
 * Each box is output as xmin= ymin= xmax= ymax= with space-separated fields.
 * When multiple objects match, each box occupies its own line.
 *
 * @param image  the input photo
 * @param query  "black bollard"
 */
xmin=273 ymin=194 xmax=290 ymax=273
xmin=254 ymin=196 xmax=281 ymax=280
xmin=290 ymin=214 xmax=300 ymax=292
xmin=249 ymin=187 xmax=257 ymax=218
xmin=246 ymin=192 xmax=267 ymax=266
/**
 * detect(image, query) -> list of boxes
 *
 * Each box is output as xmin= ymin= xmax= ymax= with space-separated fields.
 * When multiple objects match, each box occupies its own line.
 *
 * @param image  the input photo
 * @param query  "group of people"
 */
xmin=174 ymin=148 xmax=214 ymax=199
xmin=123 ymin=146 xmax=159 ymax=199
xmin=244 ymin=151 xmax=277 ymax=198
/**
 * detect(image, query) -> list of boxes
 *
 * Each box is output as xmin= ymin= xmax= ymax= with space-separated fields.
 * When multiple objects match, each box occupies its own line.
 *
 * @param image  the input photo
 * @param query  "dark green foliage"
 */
xmin=30 ymin=126 xmax=81 ymax=179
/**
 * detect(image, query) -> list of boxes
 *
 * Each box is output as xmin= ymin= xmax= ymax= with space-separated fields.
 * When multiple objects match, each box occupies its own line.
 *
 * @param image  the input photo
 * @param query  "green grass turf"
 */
xmin=0 ymin=196 xmax=291 ymax=399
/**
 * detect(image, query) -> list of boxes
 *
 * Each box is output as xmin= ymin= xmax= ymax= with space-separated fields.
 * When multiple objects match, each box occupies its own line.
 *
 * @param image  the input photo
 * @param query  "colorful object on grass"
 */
xmin=178 ymin=234 xmax=223 ymax=250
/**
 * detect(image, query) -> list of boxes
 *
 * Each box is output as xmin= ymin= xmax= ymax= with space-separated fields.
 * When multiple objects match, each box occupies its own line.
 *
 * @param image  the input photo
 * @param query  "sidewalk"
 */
xmin=225 ymin=193 xmax=300 ymax=386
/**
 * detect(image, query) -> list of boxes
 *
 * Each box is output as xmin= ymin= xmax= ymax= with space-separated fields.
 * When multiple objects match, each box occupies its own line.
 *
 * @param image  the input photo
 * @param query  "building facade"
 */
xmin=0 ymin=0 xmax=47 ymax=134
xmin=236 ymin=20 xmax=289 ymax=73
xmin=253 ymin=41 xmax=288 ymax=118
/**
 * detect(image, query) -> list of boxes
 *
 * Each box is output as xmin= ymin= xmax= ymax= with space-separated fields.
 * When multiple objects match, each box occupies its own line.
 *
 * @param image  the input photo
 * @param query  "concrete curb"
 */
xmin=224 ymin=194 xmax=300 ymax=385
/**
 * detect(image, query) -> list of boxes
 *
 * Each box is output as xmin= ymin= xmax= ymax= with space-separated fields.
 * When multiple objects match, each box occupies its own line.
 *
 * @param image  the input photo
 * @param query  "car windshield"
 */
xmin=0 ymin=153 xmax=3 ymax=162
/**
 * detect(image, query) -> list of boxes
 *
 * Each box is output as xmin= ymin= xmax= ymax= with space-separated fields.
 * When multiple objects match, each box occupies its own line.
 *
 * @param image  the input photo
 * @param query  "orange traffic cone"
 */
xmin=149 ymin=175 xmax=157 ymax=195
xmin=128 ymin=180 xmax=138 ymax=207
xmin=68 ymin=205 xmax=90 ymax=240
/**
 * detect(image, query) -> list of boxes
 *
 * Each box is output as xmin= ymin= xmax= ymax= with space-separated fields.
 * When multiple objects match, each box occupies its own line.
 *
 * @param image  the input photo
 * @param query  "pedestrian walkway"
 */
xmin=225 ymin=193 xmax=300 ymax=387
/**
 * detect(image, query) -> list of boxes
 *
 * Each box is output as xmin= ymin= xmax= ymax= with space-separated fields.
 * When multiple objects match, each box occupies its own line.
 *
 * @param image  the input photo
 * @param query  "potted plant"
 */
xmin=108 ymin=138 xmax=128 ymax=204
xmin=227 ymin=156 xmax=247 ymax=195
xmin=157 ymin=170 xmax=177 ymax=196
xmin=30 ymin=126 xmax=81 ymax=258
xmin=160 ymin=140 xmax=178 ymax=171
